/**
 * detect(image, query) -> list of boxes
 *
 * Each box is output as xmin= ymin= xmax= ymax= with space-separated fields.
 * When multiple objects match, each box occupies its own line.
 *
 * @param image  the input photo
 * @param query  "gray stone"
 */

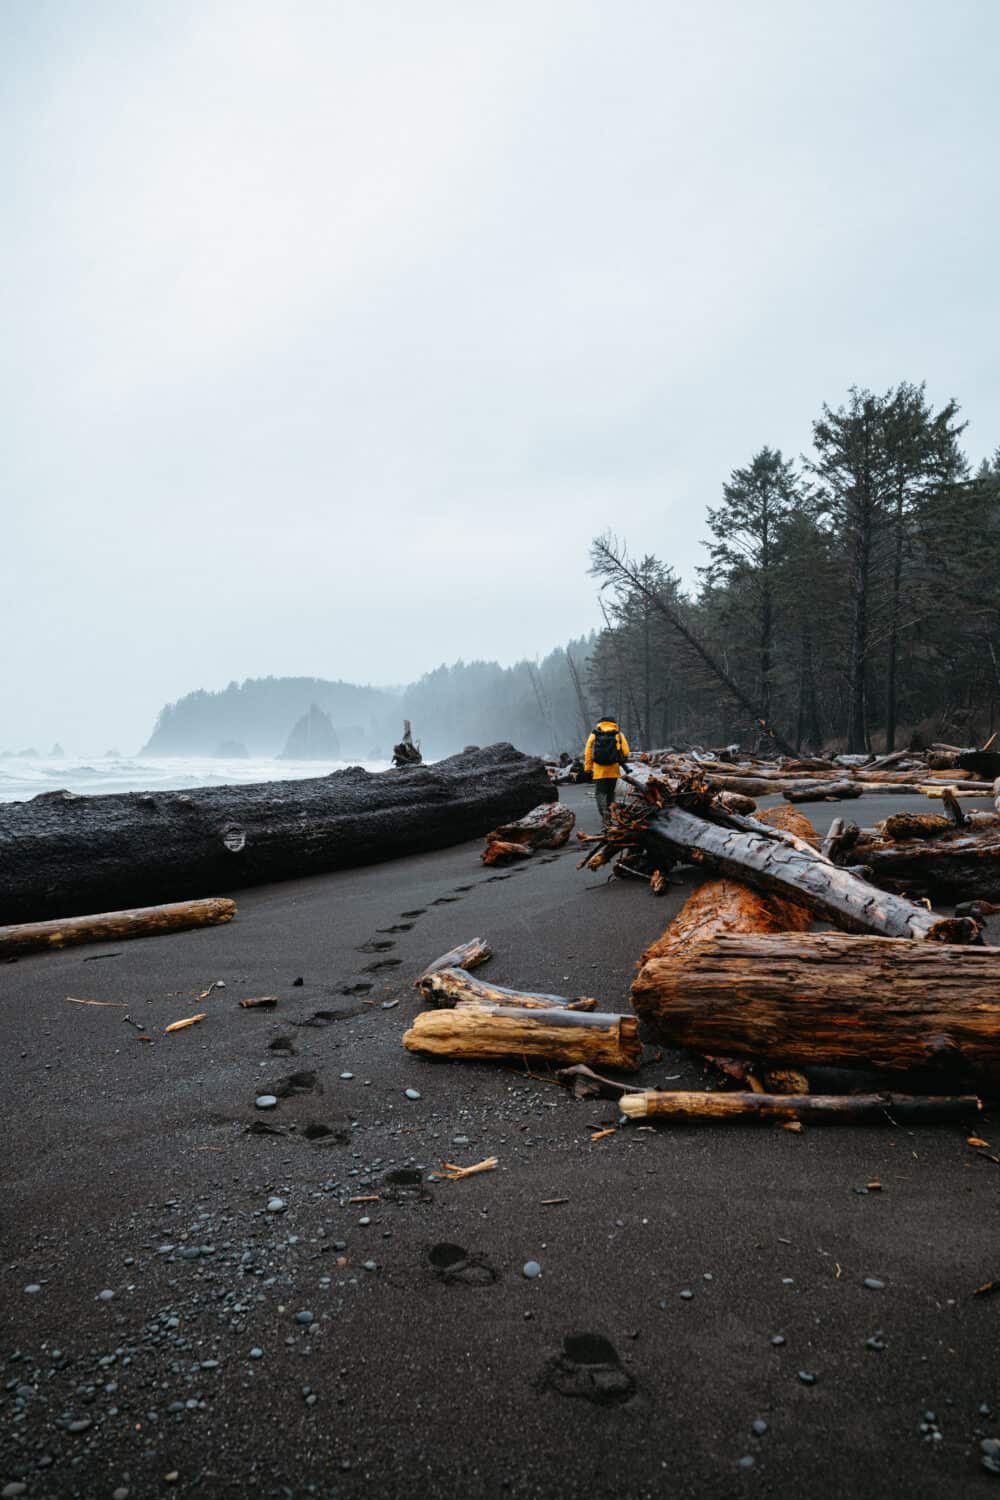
xmin=771 ymin=1335 xmax=786 ymax=1346
xmin=863 ymin=1277 xmax=886 ymax=1290
xmin=798 ymin=1370 xmax=817 ymax=1385
xmin=679 ymin=1289 xmax=694 ymax=1300
xmin=98 ymin=1288 xmax=115 ymax=1301
xmin=295 ymin=1311 xmax=314 ymax=1325
xmin=255 ymin=1095 xmax=278 ymax=1109
xmin=266 ymin=1197 xmax=287 ymax=1214
xmin=522 ymin=1260 xmax=542 ymax=1279
xmin=404 ymin=1089 xmax=421 ymax=1100
xmin=68 ymin=1417 xmax=92 ymax=1431
xmin=738 ymin=1456 xmax=755 ymax=1469
xmin=23 ymin=1284 xmax=41 ymax=1294
xmin=113 ymin=1489 xmax=130 ymax=1500
xmin=752 ymin=1419 xmax=768 ymax=1436
xmin=249 ymin=1347 xmax=263 ymax=1359
xmin=340 ymin=1072 xmax=354 ymax=1080
xmin=3 ymin=1485 xmax=29 ymax=1498
xmin=362 ymin=1259 xmax=378 ymax=1271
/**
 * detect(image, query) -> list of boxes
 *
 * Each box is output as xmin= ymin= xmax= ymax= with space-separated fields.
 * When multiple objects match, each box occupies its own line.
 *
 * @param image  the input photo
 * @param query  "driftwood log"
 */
xmin=403 ymin=1005 xmax=641 ymax=1069
xmin=415 ymin=938 xmax=493 ymax=986
xmin=619 ymin=1090 xmax=981 ymax=1125
xmin=417 ymin=966 xmax=597 ymax=1010
xmin=638 ymin=804 xmax=812 ymax=1091
xmin=851 ymin=824 xmax=1000 ymax=903
xmin=392 ymin=720 xmax=422 ymax=767
xmin=485 ymin=801 xmax=575 ymax=851
xmin=641 ymin=804 xmax=978 ymax=942
xmin=631 ymin=932 xmax=1000 ymax=1079
xmin=0 ymin=897 xmax=236 ymax=960
xmin=481 ymin=840 xmax=533 ymax=866
xmin=0 ymin=744 xmax=553 ymax=923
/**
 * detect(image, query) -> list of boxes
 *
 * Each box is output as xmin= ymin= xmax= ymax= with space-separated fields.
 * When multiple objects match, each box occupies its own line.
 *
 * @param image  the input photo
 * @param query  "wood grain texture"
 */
xmin=0 ymin=897 xmax=236 ymax=959
xmin=403 ymin=1005 xmax=641 ymax=1069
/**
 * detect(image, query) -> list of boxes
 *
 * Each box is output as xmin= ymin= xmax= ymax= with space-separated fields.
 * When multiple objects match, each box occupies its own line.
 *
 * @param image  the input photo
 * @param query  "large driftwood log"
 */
xmin=631 ymin=932 xmax=1000 ymax=1078
xmin=0 ymin=744 xmax=554 ymax=923
xmin=641 ymin=804 xmax=978 ymax=942
xmin=619 ymin=1090 xmax=981 ymax=1125
xmin=0 ymin=897 xmax=236 ymax=960
xmin=403 ymin=1005 xmax=641 ymax=1069
xmin=417 ymin=966 xmax=597 ymax=1011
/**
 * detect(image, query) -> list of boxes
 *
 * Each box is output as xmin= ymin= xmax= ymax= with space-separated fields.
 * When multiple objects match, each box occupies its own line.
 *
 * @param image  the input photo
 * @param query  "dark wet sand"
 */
xmin=3 ymin=786 xmax=999 ymax=1499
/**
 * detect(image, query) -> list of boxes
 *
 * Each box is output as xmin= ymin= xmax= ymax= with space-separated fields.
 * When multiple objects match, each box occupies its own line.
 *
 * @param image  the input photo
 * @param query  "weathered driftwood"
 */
xmin=417 ymin=966 xmax=597 ymax=1011
xmin=403 ymin=1006 xmax=641 ymax=1069
xmin=619 ymin=1090 xmax=981 ymax=1124
xmin=631 ymin=932 xmax=1000 ymax=1077
xmin=392 ymin=720 xmax=422 ymax=767
xmin=641 ymin=804 xmax=978 ymax=942
xmin=481 ymin=839 xmax=533 ymax=866
xmin=640 ymin=805 xmax=815 ymax=967
xmin=415 ymin=938 xmax=493 ymax=987
xmin=0 ymin=897 xmax=236 ymax=959
xmin=485 ymin=801 xmax=575 ymax=851
xmin=785 ymin=780 xmax=863 ymax=803
xmin=852 ymin=824 xmax=1000 ymax=903
xmin=0 ymin=744 xmax=553 ymax=923
xmin=555 ymin=1064 xmax=644 ymax=1099
xmin=638 ymin=804 xmax=815 ymax=1082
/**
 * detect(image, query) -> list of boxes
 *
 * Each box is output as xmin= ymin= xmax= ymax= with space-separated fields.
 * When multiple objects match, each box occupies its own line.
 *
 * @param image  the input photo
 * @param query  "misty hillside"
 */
xmin=142 ymin=640 xmax=597 ymax=760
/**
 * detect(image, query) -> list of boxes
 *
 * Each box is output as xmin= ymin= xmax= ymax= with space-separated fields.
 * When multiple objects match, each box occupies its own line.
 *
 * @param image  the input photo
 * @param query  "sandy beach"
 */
xmin=3 ymin=784 xmax=999 ymax=1499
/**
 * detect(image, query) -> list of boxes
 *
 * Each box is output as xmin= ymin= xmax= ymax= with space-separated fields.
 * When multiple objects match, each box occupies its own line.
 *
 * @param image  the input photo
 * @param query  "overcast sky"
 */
xmin=3 ymin=0 xmax=998 ymax=752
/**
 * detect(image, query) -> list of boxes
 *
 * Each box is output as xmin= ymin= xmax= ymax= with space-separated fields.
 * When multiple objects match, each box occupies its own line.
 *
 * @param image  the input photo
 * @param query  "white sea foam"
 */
xmin=0 ymin=754 xmax=392 ymax=803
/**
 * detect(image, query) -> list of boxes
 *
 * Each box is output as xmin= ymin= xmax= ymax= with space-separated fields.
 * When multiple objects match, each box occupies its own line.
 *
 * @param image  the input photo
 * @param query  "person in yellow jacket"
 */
xmin=583 ymin=716 xmax=630 ymax=825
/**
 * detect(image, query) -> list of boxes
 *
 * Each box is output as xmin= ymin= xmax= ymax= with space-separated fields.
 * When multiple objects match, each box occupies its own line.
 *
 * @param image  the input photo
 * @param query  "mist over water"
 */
xmin=0 ymin=753 xmax=391 ymax=804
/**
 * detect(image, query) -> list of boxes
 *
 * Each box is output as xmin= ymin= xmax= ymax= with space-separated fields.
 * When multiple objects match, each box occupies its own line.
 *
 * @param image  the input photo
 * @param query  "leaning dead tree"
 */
xmin=589 ymin=533 xmax=798 ymax=755
xmin=0 ymin=743 xmax=553 ymax=923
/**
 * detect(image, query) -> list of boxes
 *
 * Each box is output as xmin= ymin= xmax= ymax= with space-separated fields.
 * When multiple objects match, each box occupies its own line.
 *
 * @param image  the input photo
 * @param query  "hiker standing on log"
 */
xmin=584 ymin=716 xmax=630 ymax=826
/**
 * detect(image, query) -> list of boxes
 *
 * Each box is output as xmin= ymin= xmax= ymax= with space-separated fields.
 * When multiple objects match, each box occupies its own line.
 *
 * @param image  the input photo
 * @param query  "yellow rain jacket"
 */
xmin=584 ymin=720 xmax=630 ymax=780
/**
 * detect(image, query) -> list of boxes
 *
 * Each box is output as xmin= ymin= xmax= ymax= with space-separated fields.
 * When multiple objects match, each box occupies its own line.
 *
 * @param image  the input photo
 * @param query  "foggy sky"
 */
xmin=3 ymin=0 xmax=998 ymax=752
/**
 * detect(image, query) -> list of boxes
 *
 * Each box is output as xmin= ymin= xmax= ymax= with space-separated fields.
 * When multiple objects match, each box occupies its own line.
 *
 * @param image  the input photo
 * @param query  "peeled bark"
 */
xmin=620 ymin=1090 xmax=981 ymax=1125
xmin=0 ymin=743 xmax=553 ymax=923
xmin=417 ymin=966 xmax=597 ymax=1011
xmin=641 ymin=804 xmax=977 ymax=942
xmin=403 ymin=1005 xmax=641 ymax=1069
xmin=0 ymin=897 xmax=236 ymax=960
xmin=631 ymin=932 xmax=1000 ymax=1078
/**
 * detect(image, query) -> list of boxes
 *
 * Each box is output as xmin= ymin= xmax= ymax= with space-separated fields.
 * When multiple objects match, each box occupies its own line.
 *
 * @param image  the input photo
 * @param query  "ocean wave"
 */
xmin=0 ymin=755 xmax=392 ymax=803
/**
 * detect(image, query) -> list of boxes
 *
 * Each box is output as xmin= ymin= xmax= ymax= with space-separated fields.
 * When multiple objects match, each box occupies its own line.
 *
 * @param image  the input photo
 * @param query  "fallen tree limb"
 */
xmin=554 ymin=1063 xmax=645 ymax=1099
xmin=852 ymin=826 xmax=1000 ymax=904
xmin=403 ymin=1005 xmax=641 ymax=1069
xmin=415 ymin=938 xmax=493 ymax=987
xmin=0 ymin=743 xmax=553 ymax=923
xmin=642 ymin=805 xmax=978 ymax=941
xmin=417 ymin=966 xmax=597 ymax=1011
xmin=0 ymin=896 xmax=236 ymax=959
xmin=631 ymin=932 xmax=1000 ymax=1078
xmin=620 ymin=1090 xmax=981 ymax=1125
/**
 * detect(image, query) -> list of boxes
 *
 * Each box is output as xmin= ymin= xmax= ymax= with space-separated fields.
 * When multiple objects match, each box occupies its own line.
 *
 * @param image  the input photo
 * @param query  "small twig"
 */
xmin=65 ymin=996 xmax=128 ymax=1008
xmin=437 ymin=1157 xmax=499 ymax=1181
xmin=349 ymin=1195 xmax=380 ymax=1203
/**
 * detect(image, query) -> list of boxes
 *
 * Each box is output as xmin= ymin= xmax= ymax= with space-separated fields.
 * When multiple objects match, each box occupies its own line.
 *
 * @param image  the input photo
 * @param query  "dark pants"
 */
xmin=594 ymin=778 xmax=616 ymax=822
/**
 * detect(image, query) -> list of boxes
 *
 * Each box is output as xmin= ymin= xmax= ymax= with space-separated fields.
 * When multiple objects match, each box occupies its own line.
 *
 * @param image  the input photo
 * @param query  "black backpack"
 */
xmin=592 ymin=725 xmax=621 ymax=766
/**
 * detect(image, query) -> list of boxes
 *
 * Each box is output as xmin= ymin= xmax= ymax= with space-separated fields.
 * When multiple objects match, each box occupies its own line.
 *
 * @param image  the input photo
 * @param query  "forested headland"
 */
xmin=145 ymin=382 xmax=1000 ymax=761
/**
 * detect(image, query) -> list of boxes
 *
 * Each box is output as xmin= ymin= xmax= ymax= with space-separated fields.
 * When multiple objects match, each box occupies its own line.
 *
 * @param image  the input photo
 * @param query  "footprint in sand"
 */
xmin=452 ymin=885 xmax=475 ymax=892
xmin=356 ymin=939 xmax=395 ymax=953
xmin=340 ymin=981 xmax=373 ymax=995
xmin=364 ymin=958 xmax=403 ymax=972
xmin=378 ymin=923 xmax=414 ymax=933
xmin=273 ymin=1070 xmax=321 ymax=1097
xmin=541 ymin=1334 xmax=636 ymax=1406
xmin=432 ymin=895 xmax=461 ymax=904
xmin=400 ymin=909 xmax=426 ymax=918
xmin=268 ymin=1036 xmax=297 ymax=1054
xmin=428 ymin=1242 xmax=498 ymax=1287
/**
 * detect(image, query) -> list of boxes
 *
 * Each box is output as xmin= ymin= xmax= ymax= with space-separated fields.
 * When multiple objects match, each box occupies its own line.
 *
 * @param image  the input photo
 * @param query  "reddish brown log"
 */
xmin=0 ymin=897 xmax=236 ymax=959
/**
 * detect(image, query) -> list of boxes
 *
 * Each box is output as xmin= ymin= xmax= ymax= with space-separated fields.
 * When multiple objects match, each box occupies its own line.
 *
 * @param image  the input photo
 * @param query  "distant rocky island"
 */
xmin=141 ymin=641 xmax=595 ymax=762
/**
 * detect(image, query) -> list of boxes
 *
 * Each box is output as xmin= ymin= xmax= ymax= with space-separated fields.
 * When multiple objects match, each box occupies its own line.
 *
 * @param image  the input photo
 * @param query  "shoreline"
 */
xmin=3 ymin=785 xmax=998 ymax=1498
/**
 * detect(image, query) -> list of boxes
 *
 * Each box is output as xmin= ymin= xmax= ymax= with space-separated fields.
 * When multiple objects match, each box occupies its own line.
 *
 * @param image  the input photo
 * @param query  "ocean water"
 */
xmin=0 ymin=754 xmax=392 ymax=804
